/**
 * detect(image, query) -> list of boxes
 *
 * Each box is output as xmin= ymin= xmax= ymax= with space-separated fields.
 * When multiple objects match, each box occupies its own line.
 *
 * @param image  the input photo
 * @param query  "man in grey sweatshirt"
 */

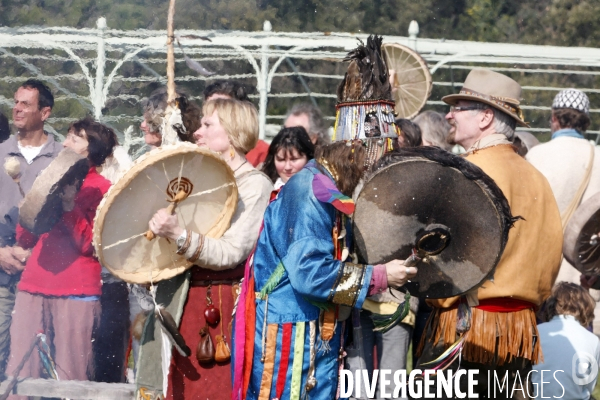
xmin=0 ymin=79 xmax=62 ymax=376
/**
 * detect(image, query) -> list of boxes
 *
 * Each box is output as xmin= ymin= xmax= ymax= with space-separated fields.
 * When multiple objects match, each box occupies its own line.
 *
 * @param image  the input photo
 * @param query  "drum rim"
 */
xmin=354 ymin=155 xmax=509 ymax=298
xmin=563 ymin=191 xmax=600 ymax=273
xmin=93 ymin=142 xmax=238 ymax=284
xmin=19 ymin=148 xmax=89 ymax=235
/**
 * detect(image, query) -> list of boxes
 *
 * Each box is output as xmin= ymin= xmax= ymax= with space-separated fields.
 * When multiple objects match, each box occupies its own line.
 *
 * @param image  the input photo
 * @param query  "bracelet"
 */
xmin=188 ymin=233 xmax=205 ymax=263
xmin=176 ymin=230 xmax=192 ymax=255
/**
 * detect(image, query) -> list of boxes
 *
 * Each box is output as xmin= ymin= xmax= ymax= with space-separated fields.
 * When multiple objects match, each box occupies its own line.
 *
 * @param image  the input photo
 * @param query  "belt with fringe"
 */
xmin=417 ymin=297 xmax=541 ymax=366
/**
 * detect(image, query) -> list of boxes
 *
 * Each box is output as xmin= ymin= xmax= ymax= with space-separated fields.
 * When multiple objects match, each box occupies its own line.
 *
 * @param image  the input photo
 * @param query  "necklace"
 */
xmin=233 ymin=160 xmax=248 ymax=173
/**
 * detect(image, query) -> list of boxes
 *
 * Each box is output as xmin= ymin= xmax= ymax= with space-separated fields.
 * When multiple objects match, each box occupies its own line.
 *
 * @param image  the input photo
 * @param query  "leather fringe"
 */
xmin=417 ymin=307 xmax=542 ymax=366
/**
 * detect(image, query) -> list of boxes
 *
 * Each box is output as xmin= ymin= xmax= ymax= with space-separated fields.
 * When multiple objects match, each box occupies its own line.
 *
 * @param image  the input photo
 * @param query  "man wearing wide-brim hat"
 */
xmin=415 ymin=69 xmax=563 ymax=398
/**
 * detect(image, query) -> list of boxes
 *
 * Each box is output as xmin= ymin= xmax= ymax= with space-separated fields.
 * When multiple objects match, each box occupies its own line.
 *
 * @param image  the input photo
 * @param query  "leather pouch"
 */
xmin=196 ymin=326 xmax=215 ymax=364
xmin=214 ymin=334 xmax=231 ymax=363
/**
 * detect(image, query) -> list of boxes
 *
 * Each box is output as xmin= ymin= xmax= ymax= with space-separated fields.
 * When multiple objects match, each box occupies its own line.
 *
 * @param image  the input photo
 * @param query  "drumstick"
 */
xmin=3 ymin=157 xmax=25 ymax=198
xmin=146 ymin=190 xmax=188 ymax=241
xmin=404 ymin=248 xmax=421 ymax=269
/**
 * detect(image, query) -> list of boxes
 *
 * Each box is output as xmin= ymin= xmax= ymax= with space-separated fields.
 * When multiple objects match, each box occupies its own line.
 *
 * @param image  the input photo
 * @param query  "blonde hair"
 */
xmin=202 ymin=98 xmax=258 ymax=154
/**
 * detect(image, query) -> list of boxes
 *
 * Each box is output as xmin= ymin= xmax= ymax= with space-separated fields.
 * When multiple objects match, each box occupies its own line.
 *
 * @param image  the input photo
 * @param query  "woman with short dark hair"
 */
xmin=262 ymin=126 xmax=315 ymax=188
xmin=6 ymin=118 xmax=117 ymax=385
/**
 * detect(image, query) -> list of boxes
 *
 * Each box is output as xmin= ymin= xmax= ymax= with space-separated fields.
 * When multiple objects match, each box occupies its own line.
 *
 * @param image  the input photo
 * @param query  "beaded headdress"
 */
xmin=332 ymin=35 xmax=401 ymax=169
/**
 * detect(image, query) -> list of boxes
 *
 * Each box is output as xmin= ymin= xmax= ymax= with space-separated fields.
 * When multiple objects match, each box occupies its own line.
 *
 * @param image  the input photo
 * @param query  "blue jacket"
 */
xmin=244 ymin=162 xmax=373 ymax=400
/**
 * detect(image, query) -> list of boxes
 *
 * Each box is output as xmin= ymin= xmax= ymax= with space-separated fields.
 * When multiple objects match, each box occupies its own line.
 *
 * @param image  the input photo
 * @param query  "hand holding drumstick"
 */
xmin=147 ymin=190 xmax=188 ymax=240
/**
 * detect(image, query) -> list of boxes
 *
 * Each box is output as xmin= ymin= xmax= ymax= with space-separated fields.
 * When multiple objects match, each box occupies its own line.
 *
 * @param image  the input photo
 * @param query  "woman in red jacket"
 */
xmin=6 ymin=117 xmax=116 ymax=389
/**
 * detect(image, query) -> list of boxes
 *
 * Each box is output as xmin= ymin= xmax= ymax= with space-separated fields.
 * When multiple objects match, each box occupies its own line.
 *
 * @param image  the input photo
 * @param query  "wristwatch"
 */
xmin=176 ymin=230 xmax=187 ymax=250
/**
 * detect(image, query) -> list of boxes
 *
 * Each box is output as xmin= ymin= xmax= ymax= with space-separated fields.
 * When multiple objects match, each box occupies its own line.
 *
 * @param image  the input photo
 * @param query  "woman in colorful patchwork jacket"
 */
xmin=232 ymin=141 xmax=417 ymax=400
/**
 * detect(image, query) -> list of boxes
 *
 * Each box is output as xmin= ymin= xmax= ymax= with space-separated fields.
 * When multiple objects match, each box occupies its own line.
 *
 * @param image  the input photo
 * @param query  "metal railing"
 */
xmin=2 ymin=18 xmax=600 ymax=152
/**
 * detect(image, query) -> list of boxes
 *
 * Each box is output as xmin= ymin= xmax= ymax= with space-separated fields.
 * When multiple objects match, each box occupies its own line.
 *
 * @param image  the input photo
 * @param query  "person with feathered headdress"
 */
xmin=333 ymin=35 xmax=403 ymax=170
xmin=334 ymin=35 xmax=418 ymax=400
xmin=231 ymin=35 xmax=416 ymax=400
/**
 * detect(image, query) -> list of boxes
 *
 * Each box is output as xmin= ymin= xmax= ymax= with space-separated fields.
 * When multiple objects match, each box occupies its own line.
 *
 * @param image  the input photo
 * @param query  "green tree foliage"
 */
xmin=2 ymin=0 xmax=600 ymax=142
xmin=2 ymin=0 xmax=600 ymax=48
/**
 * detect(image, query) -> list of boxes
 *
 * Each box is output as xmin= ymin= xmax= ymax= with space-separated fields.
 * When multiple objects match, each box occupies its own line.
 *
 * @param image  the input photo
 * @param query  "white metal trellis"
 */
xmin=2 ymin=18 xmax=600 ymax=146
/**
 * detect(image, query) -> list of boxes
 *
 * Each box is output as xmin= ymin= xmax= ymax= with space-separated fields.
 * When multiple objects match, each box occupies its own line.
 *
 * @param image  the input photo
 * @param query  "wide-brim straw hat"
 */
xmin=442 ymin=69 xmax=529 ymax=127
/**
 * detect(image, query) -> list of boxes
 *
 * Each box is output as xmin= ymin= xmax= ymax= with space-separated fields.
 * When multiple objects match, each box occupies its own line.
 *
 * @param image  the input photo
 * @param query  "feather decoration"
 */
xmin=456 ymin=301 xmax=472 ymax=334
xmin=37 ymin=334 xmax=59 ymax=380
xmin=176 ymin=39 xmax=215 ymax=76
xmin=178 ymin=34 xmax=212 ymax=41
xmin=160 ymin=328 xmax=172 ymax=397
xmin=337 ymin=35 xmax=391 ymax=103
xmin=155 ymin=305 xmax=191 ymax=357
xmin=160 ymin=103 xmax=183 ymax=146
xmin=259 ymin=262 xmax=285 ymax=299
xmin=183 ymin=56 xmax=215 ymax=76
xmin=371 ymin=292 xmax=411 ymax=333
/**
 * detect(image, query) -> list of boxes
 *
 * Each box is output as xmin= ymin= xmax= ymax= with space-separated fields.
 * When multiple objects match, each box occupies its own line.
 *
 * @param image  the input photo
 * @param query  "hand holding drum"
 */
xmin=385 ymin=258 xmax=418 ymax=288
xmin=58 ymin=181 xmax=80 ymax=212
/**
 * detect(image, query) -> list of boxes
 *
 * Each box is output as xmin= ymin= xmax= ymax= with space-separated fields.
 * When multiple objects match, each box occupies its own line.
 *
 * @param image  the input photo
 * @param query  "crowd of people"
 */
xmin=0 ymin=63 xmax=599 ymax=400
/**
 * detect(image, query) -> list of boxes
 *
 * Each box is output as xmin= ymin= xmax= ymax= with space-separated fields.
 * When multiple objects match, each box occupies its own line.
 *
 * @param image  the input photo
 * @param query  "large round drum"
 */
xmin=353 ymin=147 xmax=514 ymax=299
xmin=382 ymin=43 xmax=432 ymax=119
xmin=564 ymin=192 xmax=600 ymax=277
xmin=93 ymin=143 xmax=238 ymax=284
xmin=20 ymin=149 xmax=89 ymax=235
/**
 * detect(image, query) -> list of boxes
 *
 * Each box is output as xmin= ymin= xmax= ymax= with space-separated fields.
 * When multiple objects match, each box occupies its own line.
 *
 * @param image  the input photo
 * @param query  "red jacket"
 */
xmin=246 ymin=139 xmax=269 ymax=167
xmin=17 ymin=167 xmax=110 ymax=297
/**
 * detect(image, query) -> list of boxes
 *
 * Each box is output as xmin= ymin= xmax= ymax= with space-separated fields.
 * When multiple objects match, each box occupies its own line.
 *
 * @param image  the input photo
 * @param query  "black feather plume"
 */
xmin=155 ymin=305 xmax=192 ymax=357
xmin=337 ymin=35 xmax=391 ymax=102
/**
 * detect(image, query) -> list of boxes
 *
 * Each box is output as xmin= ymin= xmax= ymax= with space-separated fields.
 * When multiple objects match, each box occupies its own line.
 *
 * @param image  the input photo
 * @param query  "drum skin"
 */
xmin=564 ymin=191 xmax=600 ymax=278
xmin=19 ymin=149 xmax=89 ymax=235
xmin=353 ymin=148 xmax=513 ymax=299
xmin=93 ymin=143 xmax=238 ymax=284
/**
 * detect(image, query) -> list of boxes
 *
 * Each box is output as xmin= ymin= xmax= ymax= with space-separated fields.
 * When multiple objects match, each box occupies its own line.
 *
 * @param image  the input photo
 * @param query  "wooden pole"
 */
xmin=166 ymin=0 xmax=176 ymax=104
xmin=161 ymin=0 xmax=180 ymax=145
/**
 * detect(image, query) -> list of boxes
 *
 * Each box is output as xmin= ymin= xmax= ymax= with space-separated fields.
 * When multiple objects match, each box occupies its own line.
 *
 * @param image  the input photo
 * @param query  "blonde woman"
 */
xmin=147 ymin=98 xmax=273 ymax=399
